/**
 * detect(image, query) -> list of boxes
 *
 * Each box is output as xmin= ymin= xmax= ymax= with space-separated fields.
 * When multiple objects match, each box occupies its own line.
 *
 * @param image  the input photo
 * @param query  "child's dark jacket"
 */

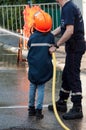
xmin=27 ymin=31 xmax=55 ymax=84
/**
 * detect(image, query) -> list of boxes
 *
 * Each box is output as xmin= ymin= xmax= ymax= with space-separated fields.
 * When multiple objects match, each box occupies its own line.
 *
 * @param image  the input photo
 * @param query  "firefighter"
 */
xmin=48 ymin=0 xmax=86 ymax=120
xmin=27 ymin=10 xmax=55 ymax=119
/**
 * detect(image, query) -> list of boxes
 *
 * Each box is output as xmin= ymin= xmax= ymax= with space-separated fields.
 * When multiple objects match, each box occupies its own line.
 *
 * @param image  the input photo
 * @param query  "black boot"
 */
xmin=48 ymin=99 xmax=67 ymax=112
xmin=36 ymin=109 xmax=44 ymax=120
xmin=28 ymin=106 xmax=36 ymax=116
xmin=63 ymin=105 xmax=83 ymax=120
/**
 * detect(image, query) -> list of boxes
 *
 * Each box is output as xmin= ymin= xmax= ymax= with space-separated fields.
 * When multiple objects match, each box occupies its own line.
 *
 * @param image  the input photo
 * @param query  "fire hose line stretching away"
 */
xmin=52 ymin=53 xmax=70 ymax=130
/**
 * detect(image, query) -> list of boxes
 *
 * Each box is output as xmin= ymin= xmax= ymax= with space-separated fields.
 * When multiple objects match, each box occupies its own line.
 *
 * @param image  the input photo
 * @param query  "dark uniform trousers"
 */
xmin=59 ymin=52 xmax=84 ymax=105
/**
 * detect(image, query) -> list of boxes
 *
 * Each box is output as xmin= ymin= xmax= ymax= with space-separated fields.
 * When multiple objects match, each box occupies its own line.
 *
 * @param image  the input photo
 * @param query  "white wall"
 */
xmin=72 ymin=0 xmax=83 ymax=13
xmin=83 ymin=0 xmax=86 ymax=39
xmin=73 ymin=0 xmax=86 ymax=39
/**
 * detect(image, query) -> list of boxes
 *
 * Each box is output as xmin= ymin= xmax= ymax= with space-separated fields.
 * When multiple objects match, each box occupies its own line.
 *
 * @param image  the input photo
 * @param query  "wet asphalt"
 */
xmin=0 ymin=34 xmax=86 ymax=130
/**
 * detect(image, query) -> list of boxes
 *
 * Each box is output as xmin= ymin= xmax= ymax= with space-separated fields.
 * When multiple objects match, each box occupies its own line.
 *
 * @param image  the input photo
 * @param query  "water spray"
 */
xmin=0 ymin=27 xmax=29 ymax=41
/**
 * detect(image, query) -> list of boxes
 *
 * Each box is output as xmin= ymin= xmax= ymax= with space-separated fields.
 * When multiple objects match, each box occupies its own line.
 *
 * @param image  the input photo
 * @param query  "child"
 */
xmin=27 ymin=10 xmax=55 ymax=119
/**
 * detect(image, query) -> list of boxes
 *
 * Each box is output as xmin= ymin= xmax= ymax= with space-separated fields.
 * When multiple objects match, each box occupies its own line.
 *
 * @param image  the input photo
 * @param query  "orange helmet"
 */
xmin=33 ymin=10 xmax=52 ymax=32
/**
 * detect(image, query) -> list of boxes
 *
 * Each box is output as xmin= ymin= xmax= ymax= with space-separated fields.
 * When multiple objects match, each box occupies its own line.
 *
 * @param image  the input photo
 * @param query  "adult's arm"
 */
xmin=56 ymin=25 xmax=74 ymax=46
xmin=49 ymin=25 xmax=74 ymax=53
xmin=52 ymin=26 xmax=61 ymax=36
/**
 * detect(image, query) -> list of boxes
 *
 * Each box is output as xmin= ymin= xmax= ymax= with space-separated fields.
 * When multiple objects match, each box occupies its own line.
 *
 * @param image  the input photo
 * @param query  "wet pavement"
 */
xmin=0 ymin=39 xmax=86 ymax=130
xmin=0 ymin=2 xmax=86 ymax=129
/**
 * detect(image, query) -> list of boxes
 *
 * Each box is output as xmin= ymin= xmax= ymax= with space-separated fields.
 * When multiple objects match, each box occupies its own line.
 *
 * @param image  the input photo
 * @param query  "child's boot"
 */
xmin=28 ymin=106 xmax=36 ymax=116
xmin=36 ymin=109 xmax=44 ymax=120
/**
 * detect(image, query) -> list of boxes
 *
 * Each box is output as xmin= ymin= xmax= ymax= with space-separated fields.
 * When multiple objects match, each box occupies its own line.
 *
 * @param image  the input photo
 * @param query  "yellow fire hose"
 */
xmin=52 ymin=53 xmax=70 ymax=130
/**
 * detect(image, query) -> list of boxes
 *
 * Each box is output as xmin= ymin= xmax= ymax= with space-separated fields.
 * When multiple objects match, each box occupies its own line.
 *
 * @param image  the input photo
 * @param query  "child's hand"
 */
xmin=49 ymin=45 xmax=56 ymax=54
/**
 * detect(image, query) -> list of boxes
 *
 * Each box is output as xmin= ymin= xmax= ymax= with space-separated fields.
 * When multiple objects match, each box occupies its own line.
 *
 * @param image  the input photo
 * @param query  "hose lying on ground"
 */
xmin=52 ymin=52 xmax=70 ymax=130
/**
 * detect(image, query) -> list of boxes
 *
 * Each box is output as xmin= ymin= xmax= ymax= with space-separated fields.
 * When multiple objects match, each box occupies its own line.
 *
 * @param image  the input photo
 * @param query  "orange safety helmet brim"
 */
xmin=33 ymin=10 xmax=52 ymax=32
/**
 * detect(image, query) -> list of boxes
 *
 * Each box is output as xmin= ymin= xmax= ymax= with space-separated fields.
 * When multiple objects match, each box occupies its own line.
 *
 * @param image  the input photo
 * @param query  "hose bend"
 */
xmin=52 ymin=53 xmax=70 ymax=130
